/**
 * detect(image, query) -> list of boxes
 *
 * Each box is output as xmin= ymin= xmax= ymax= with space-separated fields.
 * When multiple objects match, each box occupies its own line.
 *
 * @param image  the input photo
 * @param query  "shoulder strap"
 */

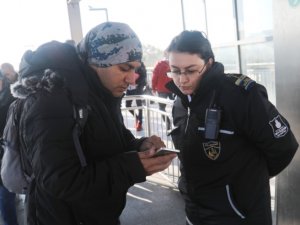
xmin=72 ymin=105 xmax=89 ymax=167
xmin=16 ymin=99 xmax=34 ymax=182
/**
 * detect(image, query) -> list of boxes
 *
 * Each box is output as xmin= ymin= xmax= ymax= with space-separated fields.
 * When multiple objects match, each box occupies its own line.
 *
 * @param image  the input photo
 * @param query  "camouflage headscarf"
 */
xmin=77 ymin=22 xmax=143 ymax=68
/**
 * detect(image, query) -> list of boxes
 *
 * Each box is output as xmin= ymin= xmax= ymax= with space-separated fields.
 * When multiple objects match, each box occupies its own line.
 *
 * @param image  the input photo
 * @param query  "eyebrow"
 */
xmin=170 ymin=64 xmax=199 ymax=70
xmin=121 ymin=62 xmax=140 ymax=70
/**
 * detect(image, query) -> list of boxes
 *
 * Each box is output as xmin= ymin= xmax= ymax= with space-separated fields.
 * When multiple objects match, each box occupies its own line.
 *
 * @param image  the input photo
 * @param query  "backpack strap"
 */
xmin=72 ymin=105 xmax=89 ymax=167
xmin=16 ymin=99 xmax=35 ymax=183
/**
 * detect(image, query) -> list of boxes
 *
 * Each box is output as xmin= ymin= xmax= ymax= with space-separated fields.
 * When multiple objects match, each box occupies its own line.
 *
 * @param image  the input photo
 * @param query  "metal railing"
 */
xmin=121 ymin=95 xmax=180 ymax=185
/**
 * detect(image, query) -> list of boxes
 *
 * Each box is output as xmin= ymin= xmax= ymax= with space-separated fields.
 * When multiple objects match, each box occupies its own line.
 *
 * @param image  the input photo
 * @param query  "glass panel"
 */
xmin=213 ymin=47 xmax=239 ymax=73
xmin=206 ymin=0 xmax=236 ymax=45
xmin=240 ymin=42 xmax=276 ymax=104
xmin=182 ymin=0 xmax=207 ymax=31
xmin=237 ymin=0 xmax=273 ymax=39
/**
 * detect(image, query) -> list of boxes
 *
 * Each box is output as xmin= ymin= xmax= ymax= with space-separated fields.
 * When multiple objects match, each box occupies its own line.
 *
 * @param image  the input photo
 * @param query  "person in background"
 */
xmin=125 ymin=62 xmax=147 ymax=131
xmin=12 ymin=22 xmax=176 ymax=225
xmin=165 ymin=30 xmax=299 ymax=225
xmin=0 ymin=63 xmax=19 ymax=225
xmin=151 ymin=57 xmax=174 ymax=130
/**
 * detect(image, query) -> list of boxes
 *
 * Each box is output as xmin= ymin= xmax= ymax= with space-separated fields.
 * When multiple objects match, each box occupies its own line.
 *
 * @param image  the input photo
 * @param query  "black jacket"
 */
xmin=14 ymin=42 xmax=147 ymax=225
xmin=0 ymin=77 xmax=15 ymax=136
xmin=0 ymin=76 xmax=16 ymax=185
xmin=166 ymin=62 xmax=298 ymax=225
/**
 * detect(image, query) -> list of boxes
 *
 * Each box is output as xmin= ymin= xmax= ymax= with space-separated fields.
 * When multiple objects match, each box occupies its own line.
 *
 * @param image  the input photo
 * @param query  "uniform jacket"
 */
xmin=152 ymin=60 xmax=172 ymax=93
xmin=13 ymin=44 xmax=147 ymax=225
xmin=166 ymin=62 xmax=298 ymax=225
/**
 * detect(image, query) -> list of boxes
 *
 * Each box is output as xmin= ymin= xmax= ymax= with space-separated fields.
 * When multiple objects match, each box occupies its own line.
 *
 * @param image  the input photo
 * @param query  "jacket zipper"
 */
xmin=184 ymin=107 xmax=190 ymax=134
xmin=226 ymin=185 xmax=245 ymax=219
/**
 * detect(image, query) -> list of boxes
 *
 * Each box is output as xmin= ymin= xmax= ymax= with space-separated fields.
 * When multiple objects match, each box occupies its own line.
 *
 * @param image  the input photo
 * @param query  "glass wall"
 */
xmin=213 ymin=47 xmax=239 ymax=73
xmin=240 ymin=42 xmax=275 ymax=104
xmin=206 ymin=0 xmax=237 ymax=45
xmin=204 ymin=0 xmax=275 ymax=104
xmin=182 ymin=0 xmax=206 ymax=31
xmin=237 ymin=0 xmax=273 ymax=40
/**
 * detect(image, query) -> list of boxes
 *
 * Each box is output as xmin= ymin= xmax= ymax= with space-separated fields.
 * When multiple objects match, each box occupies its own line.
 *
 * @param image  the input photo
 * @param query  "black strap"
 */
xmin=72 ymin=106 xmax=88 ymax=167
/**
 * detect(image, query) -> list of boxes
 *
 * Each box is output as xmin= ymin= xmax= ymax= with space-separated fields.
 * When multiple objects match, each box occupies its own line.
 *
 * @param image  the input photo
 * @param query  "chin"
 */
xmin=114 ymin=91 xmax=125 ymax=97
xmin=181 ymin=89 xmax=193 ymax=95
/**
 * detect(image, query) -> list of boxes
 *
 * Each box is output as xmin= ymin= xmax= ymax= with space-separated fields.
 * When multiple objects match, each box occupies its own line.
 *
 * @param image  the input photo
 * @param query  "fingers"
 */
xmin=138 ymin=148 xmax=156 ymax=159
xmin=139 ymin=152 xmax=177 ymax=176
xmin=147 ymin=135 xmax=166 ymax=149
xmin=139 ymin=135 xmax=166 ymax=152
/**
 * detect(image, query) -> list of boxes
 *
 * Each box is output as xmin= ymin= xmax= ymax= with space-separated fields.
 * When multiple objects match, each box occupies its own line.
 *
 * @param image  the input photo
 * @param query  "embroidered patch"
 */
xmin=203 ymin=141 xmax=221 ymax=160
xmin=226 ymin=74 xmax=255 ymax=90
xmin=234 ymin=75 xmax=255 ymax=90
xmin=269 ymin=115 xmax=289 ymax=138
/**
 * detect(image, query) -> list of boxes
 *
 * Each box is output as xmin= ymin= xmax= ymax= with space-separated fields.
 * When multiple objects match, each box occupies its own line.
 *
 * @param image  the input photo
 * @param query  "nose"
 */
xmin=179 ymin=74 xmax=188 ymax=83
xmin=125 ymin=71 xmax=136 ymax=85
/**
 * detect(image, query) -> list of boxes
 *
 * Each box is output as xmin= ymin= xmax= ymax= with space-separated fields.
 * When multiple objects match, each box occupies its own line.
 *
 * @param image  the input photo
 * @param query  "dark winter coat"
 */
xmin=166 ymin=62 xmax=298 ymax=225
xmin=0 ymin=76 xmax=15 ymax=136
xmin=13 ymin=42 xmax=147 ymax=225
xmin=0 ymin=76 xmax=16 ymax=185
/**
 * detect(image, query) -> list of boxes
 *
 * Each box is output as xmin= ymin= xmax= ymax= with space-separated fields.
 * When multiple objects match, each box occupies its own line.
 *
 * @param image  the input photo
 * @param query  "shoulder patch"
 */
xmin=269 ymin=115 xmax=289 ymax=138
xmin=225 ymin=73 xmax=256 ymax=91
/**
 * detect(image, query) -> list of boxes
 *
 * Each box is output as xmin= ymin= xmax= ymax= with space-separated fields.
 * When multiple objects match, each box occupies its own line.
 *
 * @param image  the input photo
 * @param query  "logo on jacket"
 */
xmin=203 ymin=141 xmax=221 ymax=160
xmin=269 ymin=115 xmax=288 ymax=138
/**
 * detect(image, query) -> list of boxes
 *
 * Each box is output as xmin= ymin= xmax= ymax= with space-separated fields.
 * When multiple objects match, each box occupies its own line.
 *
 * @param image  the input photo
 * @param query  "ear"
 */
xmin=205 ymin=58 xmax=214 ymax=70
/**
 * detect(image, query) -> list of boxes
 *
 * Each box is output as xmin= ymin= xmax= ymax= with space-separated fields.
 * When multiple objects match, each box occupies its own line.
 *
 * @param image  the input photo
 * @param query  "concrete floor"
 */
xmin=120 ymin=173 xmax=185 ymax=225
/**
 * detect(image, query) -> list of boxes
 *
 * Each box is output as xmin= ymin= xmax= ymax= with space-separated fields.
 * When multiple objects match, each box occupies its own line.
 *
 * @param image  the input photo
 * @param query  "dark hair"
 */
xmin=166 ymin=31 xmax=215 ymax=63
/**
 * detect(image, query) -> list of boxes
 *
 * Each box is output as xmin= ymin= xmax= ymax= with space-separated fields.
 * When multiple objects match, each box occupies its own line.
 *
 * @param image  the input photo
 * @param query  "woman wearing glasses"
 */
xmin=165 ymin=31 xmax=298 ymax=225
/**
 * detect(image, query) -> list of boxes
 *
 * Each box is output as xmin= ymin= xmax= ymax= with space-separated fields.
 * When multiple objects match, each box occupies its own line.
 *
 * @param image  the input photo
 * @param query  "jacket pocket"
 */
xmin=189 ymin=184 xmax=246 ymax=220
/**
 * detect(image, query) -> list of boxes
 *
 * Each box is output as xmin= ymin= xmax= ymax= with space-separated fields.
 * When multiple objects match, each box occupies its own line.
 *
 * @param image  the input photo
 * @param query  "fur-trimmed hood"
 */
xmin=11 ymin=69 xmax=65 ymax=99
xmin=14 ymin=41 xmax=89 ymax=106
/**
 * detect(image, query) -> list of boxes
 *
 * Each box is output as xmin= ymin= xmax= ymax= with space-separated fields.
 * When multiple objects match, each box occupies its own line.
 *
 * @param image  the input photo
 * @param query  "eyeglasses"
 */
xmin=167 ymin=63 xmax=207 ymax=78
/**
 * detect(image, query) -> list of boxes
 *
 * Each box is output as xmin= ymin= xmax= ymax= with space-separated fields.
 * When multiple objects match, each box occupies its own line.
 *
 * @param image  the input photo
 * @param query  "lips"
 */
xmin=119 ymin=86 xmax=128 ymax=92
xmin=180 ymin=86 xmax=190 ymax=91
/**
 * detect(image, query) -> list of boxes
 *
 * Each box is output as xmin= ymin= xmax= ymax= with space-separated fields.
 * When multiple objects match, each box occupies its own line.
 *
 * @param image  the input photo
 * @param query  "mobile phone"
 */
xmin=154 ymin=148 xmax=180 ymax=157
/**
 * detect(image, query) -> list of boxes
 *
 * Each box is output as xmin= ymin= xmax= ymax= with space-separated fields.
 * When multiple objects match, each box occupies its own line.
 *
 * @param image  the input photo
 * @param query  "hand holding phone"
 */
xmin=154 ymin=148 xmax=179 ymax=157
